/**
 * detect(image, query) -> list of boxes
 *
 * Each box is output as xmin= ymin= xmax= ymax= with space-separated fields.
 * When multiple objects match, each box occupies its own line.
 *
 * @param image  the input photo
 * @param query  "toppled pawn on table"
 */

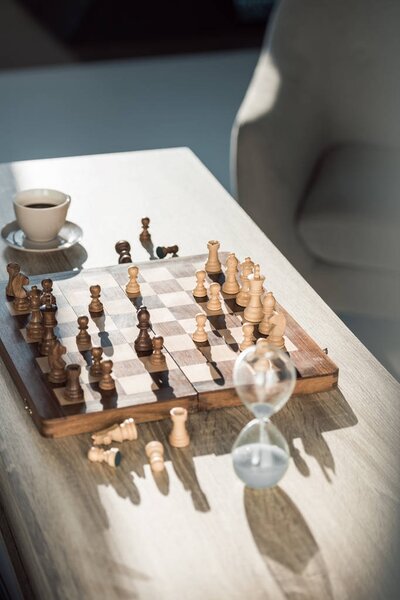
xmin=145 ymin=441 xmax=165 ymax=472
xmin=88 ymin=285 xmax=104 ymax=315
xmin=115 ymin=240 xmax=132 ymax=264
xmin=88 ymin=446 xmax=121 ymax=468
xmin=76 ymin=316 xmax=92 ymax=351
xmin=91 ymin=418 xmax=137 ymax=445
xmin=156 ymin=245 xmax=179 ymax=259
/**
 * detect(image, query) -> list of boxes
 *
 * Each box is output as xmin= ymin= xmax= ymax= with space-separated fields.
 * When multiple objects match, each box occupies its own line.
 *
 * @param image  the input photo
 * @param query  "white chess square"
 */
xmin=56 ymin=305 xmax=78 ymax=324
xmin=105 ymin=299 xmax=135 ymax=315
xmin=177 ymin=318 xmax=212 ymax=334
xmin=119 ymin=327 xmax=138 ymax=344
xmin=137 ymin=282 xmax=156 ymax=297
xmin=223 ymin=326 xmax=243 ymax=345
xmin=158 ymin=291 xmax=193 ymax=307
xmin=108 ymin=343 xmax=136 ymax=362
xmin=163 ymin=334 xmax=196 ymax=352
xmin=285 ymin=336 xmax=298 ymax=352
xmin=82 ymin=272 xmax=119 ymax=288
xmin=181 ymin=363 xmax=219 ymax=383
xmin=88 ymin=314 xmax=118 ymax=333
xmin=119 ymin=372 xmax=156 ymax=395
xmin=141 ymin=267 xmax=175 ymax=282
xmin=209 ymin=344 xmax=238 ymax=363
xmin=149 ymin=307 xmax=175 ymax=324
xmin=176 ymin=276 xmax=197 ymax=291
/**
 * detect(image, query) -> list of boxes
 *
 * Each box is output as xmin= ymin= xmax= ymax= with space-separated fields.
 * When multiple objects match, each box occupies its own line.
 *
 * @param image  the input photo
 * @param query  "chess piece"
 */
xmin=139 ymin=217 xmax=151 ymax=242
xmin=192 ymin=269 xmax=208 ymax=298
xmin=88 ymin=285 xmax=104 ymax=314
xmin=88 ymin=446 xmax=121 ymax=468
xmin=76 ymin=316 xmax=92 ymax=351
xmin=26 ymin=286 xmax=43 ymax=341
xmin=169 ymin=407 xmax=190 ymax=448
xmin=134 ymin=305 xmax=153 ymax=354
xmin=99 ymin=360 xmax=116 ymax=392
xmin=205 ymin=240 xmax=222 ymax=273
xmin=259 ymin=291 xmax=276 ymax=335
xmin=12 ymin=273 xmax=30 ymax=311
xmin=40 ymin=279 xmax=56 ymax=308
xmin=192 ymin=313 xmax=208 ymax=342
xmin=151 ymin=336 xmax=167 ymax=367
xmin=39 ymin=306 xmax=57 ymax=355
xmin=125 ymin=266 xmax=141 ymax=297
xmin=47 ymin=339 xmax=67 ymax=384
xmin=64 ymin=364 xmax=84 ymax=401
xmin=222 ymin=253 xmax=240 ymax=295
xmin=268 ymin=311 xmax=287 ymax=351
xmin=236 ymin=257 xmax=254 ymax=307
xmin=156 ymin=245 xmax=179 ymax=259
xmin=206 ymin=282 xmax=222 ymax=311
xmin=90 ymin=346 xmax=103 ymax=377
xmin=256 ymin=337 xmax=270 ymax=353
xmin=115 ymin=240 xmax=132 ymax=264
xmin=145 ymin=441 xmax=165 ymax=472
xmin=6 ymin=263 xmax=20 ymax=297
xmin=239 ymin=322 xmax=255 ymax=351
xmin=91 ymin=418 xmax=138 ymax=445
xmin=243 ymin=264 xmax=265 ymax=323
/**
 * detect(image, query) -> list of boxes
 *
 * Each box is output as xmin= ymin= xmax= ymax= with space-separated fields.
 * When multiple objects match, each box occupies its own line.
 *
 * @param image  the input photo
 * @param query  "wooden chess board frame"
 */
xmin=0 ymin=254 xmax=338 ymax=437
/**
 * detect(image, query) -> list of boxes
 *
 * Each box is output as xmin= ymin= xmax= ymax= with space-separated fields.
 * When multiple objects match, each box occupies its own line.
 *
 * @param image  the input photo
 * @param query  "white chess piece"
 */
xmin=87 ymin=446 xmax=121 ymax=467
xmin=258 ymin=291 xmax=276 ymax=335
xmin=268 ymin=311 xmax=287 ymax=351
xmin=145 ymin=441 xmax=165 ymax=472
xmin=169 ymin=407 xmax=190 ymax=447
xmin=193 ymin=270 xmax=208 ymax=298
xmin=205 ymin=240 xmax=222 ymax=273
xmin=236 ymin=257 xmax=254 ymax=307
xmin=192 ymin=313 xmax=208 ymax=342
xmin=243 ymin=264 xmax=265 ymax=323
xmin=125 ymin=266 xmax=141 ymax=297
xmin=222 ymin=253 xmax=240 ymax=295
xmin=91 ymin=418 xmax=138 ymax=445
xmin=207 ymin=282 xmax=222 ymax=311
xmin=239 ymin=322 xmax=255 ymax=351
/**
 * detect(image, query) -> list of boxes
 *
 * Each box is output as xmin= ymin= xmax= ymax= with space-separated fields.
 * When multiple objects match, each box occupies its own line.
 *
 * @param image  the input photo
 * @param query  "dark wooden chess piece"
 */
xmin=12 ymin=273 xmax=30 ymax=311
xmin=39 ymin=306 xmax=57 ymax=356
xmin=6 ymin=263 xmax=20 ymax=297
xmin=76 ymin=316 xmax=92 ymax=351
xmin=64 ymin=364 xmax=84 ymax=401
xmin=40 ymin=278 xmax=56 ymax=308
xmin=134 ymin=305 xmax=153 ymax=354
xmin=115 ymin=240 xmax=132 ymax=264
xmin=99 ymin=360 xmax=116 ymax=392
xmin=26 ymin=286 xmax=44 ymax=341
xmin=139 ymin=217 xmax=151 ymax=242
xmin=48 ymin=339 xmax=67 ymax=384
xmin=156 ymin=245 xmax=179 ymax=259
xmin=90 ymin=346 xmax=103 ymax=377
xmin=88 ymin=285 xmax=104 ymax=315
xmin=151 ymin=336 xmax=167 ymax=367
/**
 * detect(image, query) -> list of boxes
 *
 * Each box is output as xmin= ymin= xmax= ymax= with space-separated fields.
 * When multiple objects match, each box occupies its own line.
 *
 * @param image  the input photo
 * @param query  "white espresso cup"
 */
xmin=13 ymin=189 xmax=71 ymax=242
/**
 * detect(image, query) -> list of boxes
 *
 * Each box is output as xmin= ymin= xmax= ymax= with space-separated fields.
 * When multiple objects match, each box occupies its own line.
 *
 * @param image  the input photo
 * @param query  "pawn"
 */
xmin=99 ymin=360 xmax=116 ymax=392
xmin=239 ymin=322 xmax=255 ymax=351
xmin=151 ymin=336 xmax=167 ymax=368
xmin=259 ymin=291 xmax=276 ymax=335
xmin=156 ymin=245 xmax=179 ymax=259
xmin=6 ymin=262 xmax=20 ymax=297
xmin=88 ymin=446 xmax=121 ymax=468
xmin=206 ymin=282 xmax=222 ymax=312
xmin=76 ymin=316 xmax=92 ymax=351
xmin=92 ymin=418 xmax=138 ymax=445
xmin=192 ymin=313 xmax=208 ymax=343
xmin=145 ymin=441 xmax=165 ymax=473
xmin=192 ymin=270 xmax=207 ymax=298
xmin=222 ymin=253 xmax=240 ymax=295
xmin=169 ymin=407 xmax=190 ymax=448
xmin=115 ymin=240 xmax=132 ymax=264
xmin=125 ymin=266 xmax=141 ymax=297
xmin=139 ymin=217 xmax=151 ymax=242
xmin=64 ymin=364 xmax=84 ymax=401
xmin=40 ymin=278 xmax=56 ymax=308
xmin=90 ymin=346 xmax=103 ymax=377
xmin=268 ymin=311 xmax=287 ymax=352
xmin=88 ymin=285 xmax=104 ymax=314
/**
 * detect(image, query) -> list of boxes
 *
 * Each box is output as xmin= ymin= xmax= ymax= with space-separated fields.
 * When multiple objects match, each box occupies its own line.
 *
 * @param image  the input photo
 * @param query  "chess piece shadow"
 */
xmin=140 ymin=239 xmax=157 ymax=261
xmin=149 ymin=371 xmax=177 ymax=401
xmin=152 ymin=468 xmax=170 ymax=495
xmin=196 ymin=344 xmax=225 ymax=386
xmin=244 ymin=486 xmax=334 ymax=599
xmin=97 ymin=331 xmax=113 ymax=356
xmin=4 ymin=243 xmax=88 ymax=276
xmin=169 ymin=445 xmax=210 ymax=512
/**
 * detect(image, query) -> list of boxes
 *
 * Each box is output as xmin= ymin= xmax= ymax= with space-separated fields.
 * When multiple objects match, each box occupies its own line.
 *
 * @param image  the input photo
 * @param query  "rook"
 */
xmin=64 ymin=364 xmax=84 ymax=401
xmin=169 ymin=407 xmax=190 ymax=448
xmin=205 ymin=240 xmax=222 ymax=274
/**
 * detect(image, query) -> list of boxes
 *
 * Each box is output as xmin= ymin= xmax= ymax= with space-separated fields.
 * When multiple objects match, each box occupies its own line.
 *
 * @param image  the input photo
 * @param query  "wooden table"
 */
xmin=0 ymin=148 xmax=399 ymax=600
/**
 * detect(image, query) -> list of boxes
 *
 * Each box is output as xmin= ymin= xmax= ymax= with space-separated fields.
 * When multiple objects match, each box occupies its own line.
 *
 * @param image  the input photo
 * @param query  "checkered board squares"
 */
xmin=0 ymin=253 xmax=338 ymax=437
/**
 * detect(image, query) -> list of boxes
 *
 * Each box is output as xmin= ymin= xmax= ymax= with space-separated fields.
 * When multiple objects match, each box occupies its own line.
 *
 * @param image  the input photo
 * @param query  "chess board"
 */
xmin=0 ymin=253 xmax=338 ymax=437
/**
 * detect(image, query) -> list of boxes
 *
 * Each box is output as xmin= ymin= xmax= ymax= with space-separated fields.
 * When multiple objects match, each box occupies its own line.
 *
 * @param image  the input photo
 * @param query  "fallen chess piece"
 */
xmin=145 ymin=441 xmax=165 ymax=472
xmin=169 ymin=407 xmax=190 ymax=448
xmin=91 ymin=417 xmax=138 ymax=445
xmin=115 ymin=240 xmax=132 ymax=264
xmin=156 ymin=245 xmax=179 ymax=259
xmin=88 ymin=446 xmax=121 ymax=467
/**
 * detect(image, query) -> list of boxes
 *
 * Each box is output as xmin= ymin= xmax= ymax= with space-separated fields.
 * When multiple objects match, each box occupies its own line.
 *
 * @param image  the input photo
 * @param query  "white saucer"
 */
xmin=1 ymin=220 xmax=83 ymax=253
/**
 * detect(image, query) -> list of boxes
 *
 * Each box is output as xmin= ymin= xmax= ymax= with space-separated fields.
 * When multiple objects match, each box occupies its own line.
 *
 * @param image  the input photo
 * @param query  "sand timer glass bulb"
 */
xmin=231 ymin=344 xmax=296 ymax=488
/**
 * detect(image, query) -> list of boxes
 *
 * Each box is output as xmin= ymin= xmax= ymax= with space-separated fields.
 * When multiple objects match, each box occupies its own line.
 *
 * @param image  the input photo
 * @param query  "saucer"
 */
xmin=1 ymin=221 xmax=83 ymax=253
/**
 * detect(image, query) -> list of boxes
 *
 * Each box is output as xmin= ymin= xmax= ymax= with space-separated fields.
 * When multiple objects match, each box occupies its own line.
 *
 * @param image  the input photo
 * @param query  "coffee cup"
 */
xmin=13 ymin=189 xmax=71 ymax=243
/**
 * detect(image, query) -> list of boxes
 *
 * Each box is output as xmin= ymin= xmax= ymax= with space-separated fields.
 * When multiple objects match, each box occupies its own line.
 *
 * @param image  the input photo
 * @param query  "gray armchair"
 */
xmin=232 ymin=0 xmax=400 ymax=375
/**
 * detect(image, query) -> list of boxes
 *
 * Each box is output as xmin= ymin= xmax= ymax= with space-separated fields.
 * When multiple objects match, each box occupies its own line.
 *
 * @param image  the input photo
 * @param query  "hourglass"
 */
xmin=232 ymin=341 xmax=296 ymax=488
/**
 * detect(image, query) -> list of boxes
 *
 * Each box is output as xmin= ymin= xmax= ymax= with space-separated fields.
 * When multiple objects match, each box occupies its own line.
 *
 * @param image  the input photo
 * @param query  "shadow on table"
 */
xmin=245 ymin=486 xmax=334 ymax=599
xmin=2 ymin=243 xmax=88 ymax=276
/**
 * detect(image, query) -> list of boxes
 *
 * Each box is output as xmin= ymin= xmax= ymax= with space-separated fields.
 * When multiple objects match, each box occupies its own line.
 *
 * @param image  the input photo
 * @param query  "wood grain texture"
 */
xmin=0 ymin=149 xmax=399 ymax=600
